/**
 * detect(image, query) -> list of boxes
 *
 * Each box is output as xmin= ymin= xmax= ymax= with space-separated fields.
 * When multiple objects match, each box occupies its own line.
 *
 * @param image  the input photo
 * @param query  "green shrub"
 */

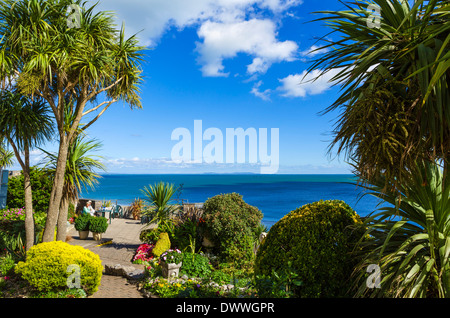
xmin=6 ymin=167 xmax=53 ymax=214
xmin=0 ymin=254 xmax=15 ymax=276
xmin=0 ymin=208 xmax=46 ymax=250
xmin=180 ymin=253 xmax=212 ymax=278
xmin=74 ymin=214 xmax=91 ymax=231
xmin=89 ymin=217 xmax=108 ymax=233
xmin=15 ymin=241 xmax=103 ymax=295
xmin=139 ymin=228 xmax=159 ymax=244
xmin=202 ymin=193 xmax=263 ymax=264
xmin=254 ymin=200 xmax=364 ymax=298
xmin=152 ymin=232 xmax=171 ymax=258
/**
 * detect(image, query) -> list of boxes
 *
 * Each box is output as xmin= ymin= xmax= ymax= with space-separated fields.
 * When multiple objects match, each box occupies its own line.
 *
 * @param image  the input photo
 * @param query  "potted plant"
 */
xmin=160 ymin=249 xmax=183 ymax=278
xmin=74 ymin=214 xmax=91 ymax=240
xmin=131 ymin=198 xmax=143 ymax=220
xmin=89 ymin=216 xmax=109 ymax=241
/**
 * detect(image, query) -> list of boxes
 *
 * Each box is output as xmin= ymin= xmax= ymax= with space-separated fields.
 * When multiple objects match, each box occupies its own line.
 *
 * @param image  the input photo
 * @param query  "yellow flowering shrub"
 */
xmin=15 ymin=241 xmax=103 ymax=295
xmin=152 ymin=232 xmax=171 ymax=258
xmin=254 ymin=200 xmax=365 ymax=298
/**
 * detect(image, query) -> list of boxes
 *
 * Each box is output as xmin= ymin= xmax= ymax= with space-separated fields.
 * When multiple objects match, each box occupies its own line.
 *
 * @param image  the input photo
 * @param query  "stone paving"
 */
xmin=67 ymin=218 xmax=152 ymax=298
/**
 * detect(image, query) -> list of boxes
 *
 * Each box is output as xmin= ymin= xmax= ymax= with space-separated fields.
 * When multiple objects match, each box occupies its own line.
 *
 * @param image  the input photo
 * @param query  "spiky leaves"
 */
xmin=308 ymin=0 xmax=450 ymax=189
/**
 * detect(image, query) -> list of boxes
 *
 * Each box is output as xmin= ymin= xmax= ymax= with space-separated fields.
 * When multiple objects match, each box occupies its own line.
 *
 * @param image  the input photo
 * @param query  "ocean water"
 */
xmin=81 ymin=174 xmax=383 ymax=228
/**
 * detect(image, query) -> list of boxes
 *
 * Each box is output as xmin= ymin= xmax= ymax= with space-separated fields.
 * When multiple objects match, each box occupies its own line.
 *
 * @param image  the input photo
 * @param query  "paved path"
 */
xmin=67 ymin=218 xmax=150 ymax=298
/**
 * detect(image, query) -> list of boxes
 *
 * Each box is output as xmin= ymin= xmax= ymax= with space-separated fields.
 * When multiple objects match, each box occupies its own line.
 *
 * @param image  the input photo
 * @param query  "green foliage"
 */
xmin=141 ymin=182 xmax=179 ymax=225
xmin=139 ymin=228 xmax=160 ymax=244
xmin=352 ymin=160 xmax=450 ymax=298
xmin=160 ymin=249 xmax=183 ymax=264
xmin=173 ymin=217 xmax=201 ymax=253
xmin=308 ymin=0 xmax=450 ymax=190
xmin=6 ymin=167 xmax=53 ymax=213
xmin=180 ymin=253 xmax=213 ymax=278
xmin=88 ymin=217 xmax=108 ymax=234
xmin=0 ymin=208 xmax=46 ymax=252
xmin=15 ymin=241 xmax=103 ymax=294
xmin=254 ymin=200 xmax=364 ymax=297
xmin=0 ymin=254 xmax=15 ymax=276
xmin=74 ymin=214 xmax=91 ymax=232
xmin=202 ymin=193 xmax=263 ymax=264
xmin=40 ymin=135 xmax=106 ymax=205
xmin=153 ymin=232 xmax=171 ymax=258
xmin=252 ymin=262 xmax=302 ymax=298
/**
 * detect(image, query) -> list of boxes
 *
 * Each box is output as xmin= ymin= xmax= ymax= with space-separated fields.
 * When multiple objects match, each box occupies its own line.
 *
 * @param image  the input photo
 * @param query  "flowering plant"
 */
xmin=133 ymin=243 xmax=155 ymax=264
xmin=0 ymin=208 xmax=25 ymax=222
xmin=160 ymin=249 xmax=183 ymax=264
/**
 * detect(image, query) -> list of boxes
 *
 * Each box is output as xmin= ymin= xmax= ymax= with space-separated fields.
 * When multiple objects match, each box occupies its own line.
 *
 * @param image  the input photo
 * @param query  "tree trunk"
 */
xmin=56 ymin=196 xmax=69 ymax=241
xmin=42 ymin=136 xmax=69 ymax=242
xmin=23 ymin=147 xmax=34 ymax=251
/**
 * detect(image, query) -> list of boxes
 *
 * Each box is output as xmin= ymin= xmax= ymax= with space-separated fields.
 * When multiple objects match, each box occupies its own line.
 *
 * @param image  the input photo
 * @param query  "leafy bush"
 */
xmin=88 ymin=217 xmax=108 ymax=233
xmin=15 ymin=241 xmax=103 ymax=294
xmin=74 ymin=214 xmax=91 ymax=231
xmin=252 ymin=262 xmax=302 ymax=298
xmin=202 ymin=193 xmax=263 ymax=264
xmin=6 ymin=167 xmax=53 ymax=214
xmin=254 ymin=200 xmax=364 ymax=298
xmin=0 ymin=208 xmax=46 ymax=251
xmin=152 ymin=232 xmax=171 ymax=258
xmin=0 ymin=254 xmax=15 ymax=276
xmin=139 ymin=228 xmax=159 ymax=244
xmin=180 ymin=253 xmax=212 ymax=278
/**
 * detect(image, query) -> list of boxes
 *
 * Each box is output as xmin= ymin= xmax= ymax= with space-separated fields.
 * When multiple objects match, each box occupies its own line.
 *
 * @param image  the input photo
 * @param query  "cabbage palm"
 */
xmin=40 ymin=135 xmax=105 ymax=241
xmin=352 ymin=160 xmax=450 ymax=297
xmin=141 ymin=182 xmax=179 ymax=227
xmin=0 ymin=141 xmax=14 ymax=171
xmin=0 ymin=90 xmax=53 ymax=250
xmin=308 ymin=0 xmax=450 ymax=190
xmin=0 ymin=0 xmax=145 ymax=241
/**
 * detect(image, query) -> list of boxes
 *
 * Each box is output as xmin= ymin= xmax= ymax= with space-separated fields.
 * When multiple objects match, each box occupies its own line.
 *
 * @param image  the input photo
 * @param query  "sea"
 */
xmin=80 ymin=174 xmax=384 ymax=228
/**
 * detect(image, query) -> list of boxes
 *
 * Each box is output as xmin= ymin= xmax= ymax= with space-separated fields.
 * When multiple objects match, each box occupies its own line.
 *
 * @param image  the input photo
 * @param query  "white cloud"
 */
xmin=251 ymin=80 xmax=271 ymax=101
xmin=99 ymin=156 xmax=267 ymax=174
xmin=196 ymin=19 xmax=298 ymax=77
xmin=299 ymin=44 xmax=329 ymax=58
xmin=277 ymin=68 xmax=342 ymax=98
xmin=89 ymin=0 xmax=301 ymax=76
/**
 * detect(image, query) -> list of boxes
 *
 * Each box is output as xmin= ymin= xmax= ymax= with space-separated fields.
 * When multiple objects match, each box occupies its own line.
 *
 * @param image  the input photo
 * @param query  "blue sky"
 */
xmin=17 ymin=0 xmax=356 ymax=174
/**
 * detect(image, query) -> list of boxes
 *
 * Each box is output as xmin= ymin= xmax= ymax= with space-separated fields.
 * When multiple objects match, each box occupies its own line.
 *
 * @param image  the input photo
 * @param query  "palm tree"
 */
xmin=0 ymin=140 xmax=14 ymax=174
xmin=141 ymin=182 xmax=179 ymax=227
xmin=352 ymin=160 xmax=450 ymax=297
xmin=307 ymin=0 xmax=449 ymax=190
xmin=40 ymin=135 xmax=105 ymax=241
xmin=0 ymin=90 xmax=53 ymax=250
xmin=0 ymin=0 xmax=145 ymax=242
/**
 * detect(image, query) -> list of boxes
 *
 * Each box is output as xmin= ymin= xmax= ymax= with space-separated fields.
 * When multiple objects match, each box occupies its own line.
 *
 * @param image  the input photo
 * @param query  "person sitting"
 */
xmin=83 ymin=200 xmax=96 ymax=216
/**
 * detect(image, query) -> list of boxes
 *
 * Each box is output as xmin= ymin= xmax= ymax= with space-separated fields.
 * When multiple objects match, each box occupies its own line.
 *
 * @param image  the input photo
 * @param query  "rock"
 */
xmin=104 ymin=263 xmax=144 ymax=280
xmin=126 ymin=269 xmax=145 ymax=280
xmin=104 ymin=263 xmax=124 ymax=276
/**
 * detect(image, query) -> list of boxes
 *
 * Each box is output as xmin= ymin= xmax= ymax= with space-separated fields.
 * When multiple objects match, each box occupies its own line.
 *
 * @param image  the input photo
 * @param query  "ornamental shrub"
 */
xmin=152 ymin=232 xmax=171 ymax=258
xmin=202 ymin=193 xmax=263 ymax=264
xmin=180 ymin=252 xmax=212 ymax=278
xmin=15 ymin=241 xmax=103 ymax=295
xmin=74 ymin=214 xmax=91 ymax=231
xmin=6 ymin=167 xmax=53 ymax=214
xmin=89 ymin=217 xmax=108 ymax=233
xmin=254 ymin=200 xmax=365 ymax=298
